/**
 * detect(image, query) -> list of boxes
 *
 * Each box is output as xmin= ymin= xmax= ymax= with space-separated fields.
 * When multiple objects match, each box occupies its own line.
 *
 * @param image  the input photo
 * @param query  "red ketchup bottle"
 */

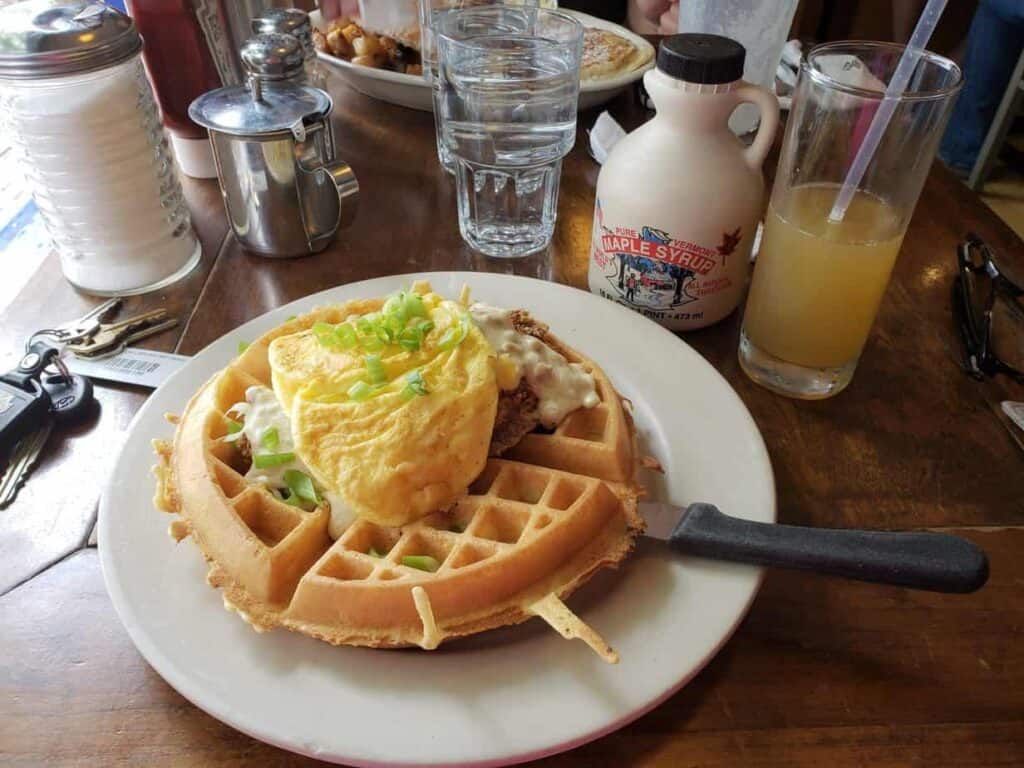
xmin=126 ymin=0 xmax=225 ymax=178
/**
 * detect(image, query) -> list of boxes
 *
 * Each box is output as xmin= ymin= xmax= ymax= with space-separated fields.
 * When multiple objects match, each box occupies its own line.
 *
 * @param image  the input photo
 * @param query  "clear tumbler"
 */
xmin=739 ymin=42 xmax=963 ymax=398
xmin=419 ymin=0 xmax=540 ymax=174
xmin=437 ymin=7 xmax=583 ymax=258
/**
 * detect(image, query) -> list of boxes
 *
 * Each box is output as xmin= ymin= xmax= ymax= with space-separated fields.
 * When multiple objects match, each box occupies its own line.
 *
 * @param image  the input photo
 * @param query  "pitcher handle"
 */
xmin=321 ymin=159 xmax=360 ymax=231
xmin=734 ymin=82 xmax=780 ymax=172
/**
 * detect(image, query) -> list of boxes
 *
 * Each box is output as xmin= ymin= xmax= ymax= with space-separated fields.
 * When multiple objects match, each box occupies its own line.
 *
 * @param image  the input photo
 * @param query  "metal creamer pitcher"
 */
xmin=190 ymin=34 xmax=358 ymax=257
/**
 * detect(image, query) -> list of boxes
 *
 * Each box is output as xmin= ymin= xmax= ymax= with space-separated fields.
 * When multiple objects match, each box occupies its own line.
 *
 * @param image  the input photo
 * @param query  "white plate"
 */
xmin=100 ymin=273 xmax=774 ymax=767
xmin=312 ymin=10 xmax=655 ymax=112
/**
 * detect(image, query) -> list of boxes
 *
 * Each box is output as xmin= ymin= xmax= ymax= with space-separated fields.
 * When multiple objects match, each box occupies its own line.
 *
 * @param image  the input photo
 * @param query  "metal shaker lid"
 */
xmin=0 ymin=0 xmax=142 ymax=80
xmin=189 ymin=79 xmax=331 ymax=137
xmin=240 ymin=33 xmax=305 ymax=81
xmin=252 ymin=9 xmax=315 ymax=60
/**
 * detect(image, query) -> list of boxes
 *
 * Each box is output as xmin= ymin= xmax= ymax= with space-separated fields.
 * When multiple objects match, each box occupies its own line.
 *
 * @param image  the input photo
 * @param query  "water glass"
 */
xmin=437 ymin=7 xmax=583 ymax=258
xmin=739 ymin=42 xmax=963 ymax=399
xmin=419 ymin=0 xmax=540 ymax=173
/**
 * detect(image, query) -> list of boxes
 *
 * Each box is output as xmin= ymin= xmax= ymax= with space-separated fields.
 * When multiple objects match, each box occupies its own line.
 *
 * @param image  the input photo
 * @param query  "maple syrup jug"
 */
xmin=588 ymin=34 xmax=779 ymax=331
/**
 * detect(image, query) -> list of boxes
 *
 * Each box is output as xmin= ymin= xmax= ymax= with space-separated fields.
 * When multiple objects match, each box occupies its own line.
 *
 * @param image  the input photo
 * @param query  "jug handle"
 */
xmin=733 ymin=82 xmax=780 ymax=172
xmin=321 ymin=159 xmax=360 ymax=231
xmin=301 ymin=159 xmax=360 ymax=250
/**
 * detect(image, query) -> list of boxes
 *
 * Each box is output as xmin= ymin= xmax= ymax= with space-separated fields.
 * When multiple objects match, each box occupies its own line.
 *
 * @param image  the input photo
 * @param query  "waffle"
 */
xmin=154 ymin=300 xmax=643 ymax=661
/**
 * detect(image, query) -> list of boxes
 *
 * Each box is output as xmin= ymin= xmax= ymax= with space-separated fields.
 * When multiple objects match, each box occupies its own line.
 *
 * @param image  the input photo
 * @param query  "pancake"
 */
xmin=580 ymin=27 xmax=650 ymax=80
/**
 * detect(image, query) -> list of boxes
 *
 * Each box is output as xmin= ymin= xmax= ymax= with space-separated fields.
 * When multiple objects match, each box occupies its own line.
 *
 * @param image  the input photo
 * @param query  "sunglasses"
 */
xmin=952 ymin=234 xmax=1024 ymax=384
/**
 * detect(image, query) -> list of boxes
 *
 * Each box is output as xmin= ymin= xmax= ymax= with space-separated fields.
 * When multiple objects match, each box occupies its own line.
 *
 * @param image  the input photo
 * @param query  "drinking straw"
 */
xmin=828 ymin=0 xmax=949 ymax=222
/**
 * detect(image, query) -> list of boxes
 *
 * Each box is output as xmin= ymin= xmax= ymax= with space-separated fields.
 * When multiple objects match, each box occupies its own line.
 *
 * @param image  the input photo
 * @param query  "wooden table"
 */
xmin=3 ymin=61 xmax=1023 ymax=767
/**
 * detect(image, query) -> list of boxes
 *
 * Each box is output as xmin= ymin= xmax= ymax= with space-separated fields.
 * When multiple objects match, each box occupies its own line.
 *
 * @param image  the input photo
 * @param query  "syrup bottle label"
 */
xmin=589 ymin=197 xmax=747 ymax=328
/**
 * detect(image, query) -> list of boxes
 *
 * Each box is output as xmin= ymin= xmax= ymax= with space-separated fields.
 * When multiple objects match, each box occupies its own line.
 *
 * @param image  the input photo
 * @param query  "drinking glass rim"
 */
xmin=803 ymin=40 xmax=963 ymax=102
xmin=435 ymin=7 xmax=583 ymax=50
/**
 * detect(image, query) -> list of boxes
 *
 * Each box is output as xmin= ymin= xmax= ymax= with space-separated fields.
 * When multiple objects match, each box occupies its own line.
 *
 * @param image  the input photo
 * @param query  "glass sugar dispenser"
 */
xmin=0 ymin=0 xmax=200 ymax=297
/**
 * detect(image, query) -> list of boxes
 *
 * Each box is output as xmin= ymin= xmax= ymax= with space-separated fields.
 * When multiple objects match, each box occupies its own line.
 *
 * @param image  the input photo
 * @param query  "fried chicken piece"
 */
xmin=490 ymin=380 xmax=541 ymax=456
xmin=509 ymin=309 xmax=551 ymax=342
xmin=235 ymin=434 xmax=252 ymax=460
xmin=486 ymin=309 xmax=581 ymax=455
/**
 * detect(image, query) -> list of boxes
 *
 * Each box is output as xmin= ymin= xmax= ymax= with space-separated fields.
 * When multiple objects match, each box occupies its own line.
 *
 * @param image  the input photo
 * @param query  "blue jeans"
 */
xmin=939 ymin=0 xmax=1024 ymax=171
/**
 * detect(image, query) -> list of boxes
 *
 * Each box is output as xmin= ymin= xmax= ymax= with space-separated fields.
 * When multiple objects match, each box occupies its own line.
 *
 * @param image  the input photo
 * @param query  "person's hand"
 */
xmin=319 ymin=0 xmax=360 ymax=22
xmin=658 ymin=0 xmax=678 ymax=35
xmin=632 ymin=0 xmax=679 ymax=34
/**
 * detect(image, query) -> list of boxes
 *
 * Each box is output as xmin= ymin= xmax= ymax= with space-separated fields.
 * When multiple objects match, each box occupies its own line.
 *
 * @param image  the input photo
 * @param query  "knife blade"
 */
xmin=639 ymin=501 xmax=989 ymax=594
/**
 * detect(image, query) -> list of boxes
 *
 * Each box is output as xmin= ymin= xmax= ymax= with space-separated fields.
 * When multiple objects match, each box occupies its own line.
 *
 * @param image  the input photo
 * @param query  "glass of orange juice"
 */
xmin=739 ymin=42 xmax=963 ymax=399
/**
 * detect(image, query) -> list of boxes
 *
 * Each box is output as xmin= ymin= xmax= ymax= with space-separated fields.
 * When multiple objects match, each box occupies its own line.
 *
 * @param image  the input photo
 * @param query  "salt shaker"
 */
xmin=252 ymin=8 xmax=326 ymax=89
xmin=0 ymin=0 xmax=200 ymax=296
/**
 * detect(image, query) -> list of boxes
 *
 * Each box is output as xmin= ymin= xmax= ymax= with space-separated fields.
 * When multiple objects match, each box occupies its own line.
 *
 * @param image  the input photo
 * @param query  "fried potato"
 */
xmin=326 ymin=28 xmax=353 ymax=59
xmin=341 ymin=22 xmax=364 ymax=45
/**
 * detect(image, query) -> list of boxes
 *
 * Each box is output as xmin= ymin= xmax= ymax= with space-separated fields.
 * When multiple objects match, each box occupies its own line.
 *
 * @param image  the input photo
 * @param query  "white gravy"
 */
xmin=468 ymin=304 xmax=600 ymax=426
xmin=227 ymin=385 xmax=355 ymax=539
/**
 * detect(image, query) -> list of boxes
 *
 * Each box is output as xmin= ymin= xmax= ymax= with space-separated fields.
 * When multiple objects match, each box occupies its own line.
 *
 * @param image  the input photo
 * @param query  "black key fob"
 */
xmin=1 ymin=342 xmax=60 ymax=453
xmin=41 ymin=373 xmax=95 ymax=424
xmin=0 ymin=379 xmax=50 ymax=454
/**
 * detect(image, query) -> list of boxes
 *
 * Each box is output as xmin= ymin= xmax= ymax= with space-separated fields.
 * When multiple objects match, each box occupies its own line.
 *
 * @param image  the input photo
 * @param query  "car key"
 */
xmin=41 ymin=371 xmax=96 ymax=424
xmin=0 ymin=342 xmax=55 ymax=453
xmin=0 ymin=341 xmax=91 ymax=509
xmin=0 ymin=422 xmax=52 ymax=509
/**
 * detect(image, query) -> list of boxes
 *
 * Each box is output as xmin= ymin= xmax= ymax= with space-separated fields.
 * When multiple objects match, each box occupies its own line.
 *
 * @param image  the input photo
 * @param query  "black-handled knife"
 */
xmin=641 ymin=502 xmax=989 ymax=593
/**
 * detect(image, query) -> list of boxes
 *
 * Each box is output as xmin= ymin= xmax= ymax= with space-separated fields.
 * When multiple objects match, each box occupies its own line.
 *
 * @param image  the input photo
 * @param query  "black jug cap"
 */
xmin=657 ymin=34 xmax=745 ymax=84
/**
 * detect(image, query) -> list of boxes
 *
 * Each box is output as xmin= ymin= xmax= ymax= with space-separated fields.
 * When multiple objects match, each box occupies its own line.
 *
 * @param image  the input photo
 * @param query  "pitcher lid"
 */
xmin=0 ymin=0 xmax=141 ymax=80
xmin=657 ymin=34 xmax=745 ymax=84
xmin=189 ymin=81 xmax=331 ymax=137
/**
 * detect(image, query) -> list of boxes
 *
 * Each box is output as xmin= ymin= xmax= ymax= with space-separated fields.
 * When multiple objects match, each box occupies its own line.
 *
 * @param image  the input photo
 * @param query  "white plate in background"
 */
xmin=312 ymin=10 xmax=655 ymax=112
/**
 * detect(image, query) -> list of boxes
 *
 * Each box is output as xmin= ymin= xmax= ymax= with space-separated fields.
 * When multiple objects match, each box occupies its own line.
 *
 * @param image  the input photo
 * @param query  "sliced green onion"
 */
xmin=260 ymin=426 xmax=279 ymax=451
xmin=334 ymin=323 xmax=359 ymax=349
xmin=360 ymin=334 xmax=384 ymax=353
xmin=224 ymin=418 xmax=244 ymax=443
xmin=368 ymin=547 xmax=383 ymax=558
xmin=399 ymin=318 xmax=433 ymax=352
xmin=382 ymin=293 xmax=407 ymax=323
xmin=281 ymin=491 xmax=306 ymax=508
xmin=385 ymin=313 xmax=404 ymax=339
xmin=398 ymin=332 xmax=421 ymax=352
xmin=313 ymin=322 xmax=340 ymax=348
xmin=253 ymin=451 xmax=295 ymax=469
xmin=356 ymin=314 xmax=377 ymax=336
xmin=237 ymin=341 xmax=250 ymax=354
xmin=437 ymin=314 xmax=470 ymax=351
xmin=402 ymin=555 xmax=440 ymax=572
xmin=403 ymin=291 xmax=427 ymax=318
xmin=375 ymin=323 xmax=394 ymax=345
xmin=401 ymin=369 xmax=430 ymax=400
xmin=347 ymin=380 xmax=374 ymax=401
xmin=286 ymin=314 xmax=298 ymax=322
xmin=284 ymin=469 xmax=319 ymax=505
xmin=363 ymin=353 xmax=386 ymax=385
